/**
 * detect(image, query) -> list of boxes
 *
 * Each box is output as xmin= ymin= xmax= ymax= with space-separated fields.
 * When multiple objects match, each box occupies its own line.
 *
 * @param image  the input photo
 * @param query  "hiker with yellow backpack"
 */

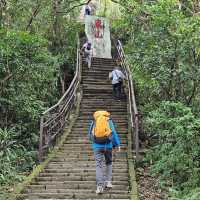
xmin=88 ymin=111 xmax=121 ymax=194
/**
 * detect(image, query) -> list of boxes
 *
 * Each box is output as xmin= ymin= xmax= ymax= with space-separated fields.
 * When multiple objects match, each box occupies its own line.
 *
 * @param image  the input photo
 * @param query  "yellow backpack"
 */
xmin=92 ymin=111 xmax=112 ymax=138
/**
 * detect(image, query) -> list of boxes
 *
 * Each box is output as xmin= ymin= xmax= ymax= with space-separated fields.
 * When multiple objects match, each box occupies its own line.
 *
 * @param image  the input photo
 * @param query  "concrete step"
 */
xmin=54 ymin=153 xmax=127 ymax=159
xmin=51 ymin=158 xmax=128 ymax=163
xmin=30 ymin=180 xmax=129 ymax=186
xmin=68 ymin=134 xmax=128 ymax=139
xmin=46 ymin=163 xmax=128 ymax=169
xmin=18 ymin=191 xmax=130 ymax=199
xmin=27 ymin=183 xmax=129 ymax=190
xmin=35 ymin=175 xmax=129 ymax=181
xmin=83 ymin=67 xmax=114 ymax=72
xmin=43 ymin=168 xmax=128 ymax=173
xmin=65 ymin=138 xmax=127 ymax=142
xmin=25 ymin=187 xmax=129 ymax=194
xmin=70 ymin=128 xmax=128 ymax=132
xmin=38 ymin=172 xmax=128 ymax=178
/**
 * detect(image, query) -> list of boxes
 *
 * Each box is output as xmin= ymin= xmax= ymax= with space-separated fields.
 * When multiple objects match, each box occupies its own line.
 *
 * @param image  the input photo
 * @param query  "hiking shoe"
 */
xmin=96 ymin=185 xmax=104 ymax=194
xmin=105 ymin=181 xmax=113 ymax=188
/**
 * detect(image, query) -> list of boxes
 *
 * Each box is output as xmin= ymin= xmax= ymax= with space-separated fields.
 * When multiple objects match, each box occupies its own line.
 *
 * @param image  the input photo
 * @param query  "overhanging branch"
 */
xmin=58 ymin=0 xmax=92 ymax=14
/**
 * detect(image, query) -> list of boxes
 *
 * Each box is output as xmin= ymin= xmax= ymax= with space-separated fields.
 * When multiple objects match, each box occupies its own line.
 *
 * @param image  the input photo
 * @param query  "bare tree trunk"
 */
xmin=26 ymin=1 xmax=41 ymax=31
xmin=0 ymin=0 xmax=7 ymax=28
xmin=60 ymin=75 xmax=65 ymax=95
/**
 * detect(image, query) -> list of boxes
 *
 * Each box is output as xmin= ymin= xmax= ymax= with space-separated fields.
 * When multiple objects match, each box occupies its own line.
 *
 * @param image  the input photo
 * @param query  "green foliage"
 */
xmin=0 ymin=29 xmax=59 ymax=186
xmin=0 ymin=0 xmax=82 ymax=193
xmin=119 ymin=0 xmax=200 ymax=106
xmin=145 ymin=101 xmax=200 ymax=194
xmin=0 ymin=128 xmax=35 ymax=185
xmin=170 ymin=187 xmax=200 ymax=199
xmin=116 ymin=0 xmax=200 ymax=196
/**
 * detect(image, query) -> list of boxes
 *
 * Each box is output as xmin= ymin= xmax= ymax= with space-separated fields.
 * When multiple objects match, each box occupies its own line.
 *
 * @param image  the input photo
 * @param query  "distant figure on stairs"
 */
xmin=81 ymin=40 xmax=93 ymax=68
xmin=84 ymin=3 xmax=92 ymax=16
xmin=109 ymin=61 xmax=126 ymax=101
xmin=88 ymin=111 xmax=121 ymax=194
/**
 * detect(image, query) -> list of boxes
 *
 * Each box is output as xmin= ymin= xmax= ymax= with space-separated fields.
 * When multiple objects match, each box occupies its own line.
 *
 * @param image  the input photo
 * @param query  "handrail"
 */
xmin=38 ymin=35 xmax=82 ymax=162
xmin=115 ymin=40 xmax=139 ymax=161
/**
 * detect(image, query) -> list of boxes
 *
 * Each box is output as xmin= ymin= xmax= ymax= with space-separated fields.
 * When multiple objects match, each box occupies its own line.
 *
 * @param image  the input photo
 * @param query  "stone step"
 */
xmin=79 ymin=109 xmax=127 ymax=114
xmin=30 ymin=180 xmax=128 ymax=186
xmin=82 ymin=82 xmax=112 ymax=86
xmin=82 ymin=77 xmax=111 ymax=81
xmin=43 ymin=168 xmax=128 ymax=173
xmin=38 ymin=172 xmax=128 ymax=178
xmin=63 ymin=138 xmax=127 ymax=143
xmin=72 ymin=127 xmax=128 ymax=131
xmin=83 ymin=67 xmax=114 ymax=71
xmin=79 ymin=112 xmax=127 ymax=116
xmin=54 ymin=153 xmax=127 ymax=159
xmin=70 ymin=128 xmax=128 ymax=133
xmin=62 ymin=142 xmax=127 ymax=146
xmin=18 ymin=191 xmax=130 ymax=199
xmin=82 ymin=93 xmax=120 ymax=97
xmin=68 ymin=135 xmax=128 ymax=139
xmin=27 ymin=183 xmax=129 ymax=190
xmin=80 ymin=99 xmax=127 ymax=103
xmin=75 ymin=119 xmax=127 ymax=123
xmin=83 ymin=85 xmax=112 ymax=91
xmin=23 ymin=197 xmax=129 ymax=200
xmin=35 ymin=175 xmax=128 ymax=181
xmin=80 ymin=102 xmax=127 ymax=106
xmin=51 ymin=157 xmax=128 ymax=162
xmin=58 ymin=143 xmax=127 ymax=147
xmin=82 ymin=85 xmax=114 ymax=90
xmin=74 ymin=120 xmax=128 ymax=125
xmin=80 ymin=106 xmax=127 ymax=110
xmin=24 ymin=188 xmax=129 ymax=194
xmin=46 ymin=163 xmax=128 ymax=169
xmin=57 ymin=148 xmax=128 ymax=153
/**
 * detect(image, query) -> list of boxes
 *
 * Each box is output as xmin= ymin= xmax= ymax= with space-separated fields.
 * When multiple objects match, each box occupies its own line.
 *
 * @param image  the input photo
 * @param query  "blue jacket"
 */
xmin=88 ymin=119 xmax=121 ymax=150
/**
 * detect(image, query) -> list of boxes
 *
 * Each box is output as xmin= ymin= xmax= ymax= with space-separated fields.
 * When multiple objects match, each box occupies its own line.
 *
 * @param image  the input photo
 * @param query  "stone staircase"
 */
xmin=19 ymin=57 xmax=131 ymax=199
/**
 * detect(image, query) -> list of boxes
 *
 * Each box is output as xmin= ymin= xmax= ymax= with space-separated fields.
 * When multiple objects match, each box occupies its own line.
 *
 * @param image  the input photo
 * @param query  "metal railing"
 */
xmin=115 ymin=40 xmax=139 ymax=161
xmin=38 ymin=36 xmax=82 ymax=162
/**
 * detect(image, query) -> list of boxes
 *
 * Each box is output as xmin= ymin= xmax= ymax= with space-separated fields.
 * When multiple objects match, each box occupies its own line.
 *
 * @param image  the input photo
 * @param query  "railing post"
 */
xmin=39 ymin=116 xmax=44 ymax=162
xmin=135 ymin=114 xmax=139 ymax=162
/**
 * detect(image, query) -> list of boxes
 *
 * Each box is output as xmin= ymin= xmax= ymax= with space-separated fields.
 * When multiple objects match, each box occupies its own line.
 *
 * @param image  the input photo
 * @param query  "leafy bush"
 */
xmin=145 ymin=101 xmax=200 ymax=194
xmin=0 ymin=128 xmax=35 ymax=185
xmin=0 ymin=29 xmax=59 ymax=185
xmin=170 ymin=188 xmax=200 ymax=200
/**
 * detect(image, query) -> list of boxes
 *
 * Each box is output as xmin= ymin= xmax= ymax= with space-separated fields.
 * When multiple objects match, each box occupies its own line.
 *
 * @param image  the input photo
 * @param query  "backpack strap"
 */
xmin=114 ymin=70 xmax=122 ymax=82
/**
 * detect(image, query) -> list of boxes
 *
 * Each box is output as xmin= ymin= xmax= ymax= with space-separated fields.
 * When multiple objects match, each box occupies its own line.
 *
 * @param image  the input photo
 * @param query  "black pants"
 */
xmin=113 ymin=82 xmax=122 ymax=99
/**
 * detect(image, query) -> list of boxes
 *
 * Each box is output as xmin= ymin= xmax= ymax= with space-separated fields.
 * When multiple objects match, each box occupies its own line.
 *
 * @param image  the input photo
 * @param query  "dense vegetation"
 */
xmin=112 ymin=0 xmax=200 ymax=199
xmin=0 ymin=0 xmax=82 ymax=194
xmin=1 ymin=0 xmax=200 ymax=199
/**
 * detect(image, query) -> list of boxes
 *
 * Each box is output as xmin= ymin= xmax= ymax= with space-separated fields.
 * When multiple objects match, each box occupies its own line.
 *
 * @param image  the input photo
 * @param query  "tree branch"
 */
xmin=26 ymin=1 xmax=41 ymax=31
xmin=57 ymin=0 xmax=92 ymax=14
xmin=0 ymin=73 xmax=13 ymax=92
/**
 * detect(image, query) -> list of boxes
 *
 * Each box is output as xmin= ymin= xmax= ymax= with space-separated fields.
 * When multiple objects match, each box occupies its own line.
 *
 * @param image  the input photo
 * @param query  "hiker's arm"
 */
xmin=109 ymin=72 xmax=113 ymax=80
xmin=88 ymin=121 xmax=94 ymax=141
xmin=109 ymin=119 xmax=121 ymax=147
xmin=120 ymin=71 xmax=127 ymax=80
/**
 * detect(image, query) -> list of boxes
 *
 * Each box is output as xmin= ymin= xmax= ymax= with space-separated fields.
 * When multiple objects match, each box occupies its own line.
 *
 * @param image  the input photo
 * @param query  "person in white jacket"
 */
xmin=109 ymin=64 xmax=126 ymax=100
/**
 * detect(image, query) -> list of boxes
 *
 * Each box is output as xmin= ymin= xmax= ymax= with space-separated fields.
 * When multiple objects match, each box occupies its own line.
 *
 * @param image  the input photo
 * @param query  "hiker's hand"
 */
xmin=117 ymin=146 xmax=121 ymax=152
xmin=113 ymin=146 xmax=120 ymax=153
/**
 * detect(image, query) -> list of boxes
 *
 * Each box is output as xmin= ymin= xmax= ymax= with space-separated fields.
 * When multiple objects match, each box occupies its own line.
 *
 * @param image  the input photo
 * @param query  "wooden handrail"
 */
xmin=115 ymin=40 xmax=139 ymax=161
xmin=38 ymin=35 xmax=82 ymax=162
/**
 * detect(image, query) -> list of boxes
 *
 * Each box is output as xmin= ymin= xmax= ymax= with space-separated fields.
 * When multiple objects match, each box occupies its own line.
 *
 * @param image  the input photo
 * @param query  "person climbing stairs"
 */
xmin=18 ymin=57 xmax=132 ymax=200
